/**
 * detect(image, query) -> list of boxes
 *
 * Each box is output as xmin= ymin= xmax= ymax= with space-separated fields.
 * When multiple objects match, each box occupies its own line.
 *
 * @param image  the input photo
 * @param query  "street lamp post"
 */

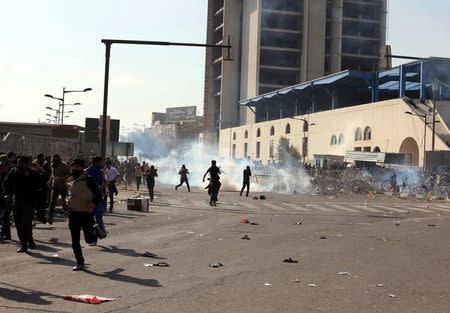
xmin=289 ymin=117 xmax=316 ymax=163
xmin=44 ymin=87 xmax=91 ymax=124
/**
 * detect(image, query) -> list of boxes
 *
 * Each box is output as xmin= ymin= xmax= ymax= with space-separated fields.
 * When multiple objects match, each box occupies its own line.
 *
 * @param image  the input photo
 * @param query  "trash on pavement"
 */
xmin=428 ymin=224 xmax=436 ymax=227
xmin=144 ymin=262 xmax=169 ymax=267
xmin=264 ymin=283 xmax=272 ymax=286
xmin=209 ymin=263 xmax=223 ymax=268
xmin=320 ymin=236 xmax=328 ymax=240
xmin=252 ymin=196 xmax=258 ymax=200
xmin=377 ymin=284 xmax=384 ymax=287
xmin=241 ymin=235 xmax=250 ymax=240
xmin=240 ymin=219 xmax=250 ymax=224
xmin=282 ymin=257 xmax=298 ymax=263
xmin=259 ymin=195 xmax=266 ymax=200
xmin=388 ymin=294 xmax=397 ymax=299
xmin=294 ymin=279 xmax=300 ymax=283
xmin=63 ymin=294 xmax=115 ymax=304
xmin=52 ymin=254 xmax=59 ymax=258
xmin=338 ymin=272 xmax=350 ymax=276
xmin=394 ymin=221 xmax=400 ymax=226
xmin=308 ymin=283 xmax=317 ymax=287
xmin=295 ymin=222 xmax=302 ymax=225
xmin=250 ymin=222 xmax=259 ymax=225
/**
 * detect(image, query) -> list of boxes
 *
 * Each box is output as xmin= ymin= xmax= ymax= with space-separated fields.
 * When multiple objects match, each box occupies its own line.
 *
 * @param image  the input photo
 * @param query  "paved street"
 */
xmin=1 ymin=185 xmax=450 ymax=313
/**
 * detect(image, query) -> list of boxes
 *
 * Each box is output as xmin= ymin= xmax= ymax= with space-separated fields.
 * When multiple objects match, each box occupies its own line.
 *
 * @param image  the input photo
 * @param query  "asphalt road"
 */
xmin=1 ymin=185 xmax=450 ymax=313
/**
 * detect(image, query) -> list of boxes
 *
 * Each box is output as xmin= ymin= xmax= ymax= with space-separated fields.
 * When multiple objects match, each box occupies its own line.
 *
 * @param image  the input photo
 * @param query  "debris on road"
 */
xmin=282 ymin=257 xmax=298 ymax=263
xmin=338 ymin=272 xmax=350 ymax=276
xmin=294 ymin=279 xmax=300 ymax=283
xmin=388 ymin=294 xmax=397 ymax=299
xmin=377 ymin=284 xmax=384 ymax=287
xmin=241 ymin=235 xmax=250 ymax=240
xmin=259 ymin=195 xmax=266 ymax=200
xmin=252 ymin=196 xmax=258 ymax=200
xmin=308 ymin=283 xmax=317 ymax=287
xmin=240 ymin=219 xmax=250 ymax=224
xmin=428 ymin=224 xmax=436 ymax=227
xmin=144 ymin=262 xmax=169 ymax=267
xmin=250 ymin=222 xmax=259 ymax=225
xmin=208 ymin=263 xmax=223 ymax=268
xmin=295 ymin=222 xmax=302 ymax=225
xmin=394 ymin=220 xmax=400 ymax=226
xmin=63 ymin=294 xmax=116 ymax=304
xmin=320 ymin=236 xmax=328 ymax=240
xmin=264 ymin=283 xmax=272 ymax=286
xmin=52 ymin=254 xmax=59 ymax=258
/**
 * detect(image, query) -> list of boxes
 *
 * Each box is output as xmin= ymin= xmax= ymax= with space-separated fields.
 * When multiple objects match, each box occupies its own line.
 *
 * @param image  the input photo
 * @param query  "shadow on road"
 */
xmin=27 ymin=251 xmax=74 ymax=267
xmin=98 ymin=245 xmax=166 ymax=260
xmin=0 ymin=282 xmax=58 ymax=305
xmin=83 ymin=268 xmax=162 ymax=287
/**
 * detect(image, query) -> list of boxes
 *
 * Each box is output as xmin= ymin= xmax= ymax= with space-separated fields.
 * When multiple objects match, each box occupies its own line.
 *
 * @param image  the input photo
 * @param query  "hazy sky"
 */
xmin=0 ymin=0 xmax=449 ymax=130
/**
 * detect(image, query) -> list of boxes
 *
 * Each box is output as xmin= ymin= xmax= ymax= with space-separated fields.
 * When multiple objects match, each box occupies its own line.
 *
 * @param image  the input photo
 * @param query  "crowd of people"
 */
xmin=0 ymin=151 xmax=230 ymax=271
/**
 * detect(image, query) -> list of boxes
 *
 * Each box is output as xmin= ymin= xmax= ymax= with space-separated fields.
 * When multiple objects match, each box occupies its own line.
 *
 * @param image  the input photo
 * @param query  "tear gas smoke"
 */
xmin=123 ymin=129 xmax=313 ymax=193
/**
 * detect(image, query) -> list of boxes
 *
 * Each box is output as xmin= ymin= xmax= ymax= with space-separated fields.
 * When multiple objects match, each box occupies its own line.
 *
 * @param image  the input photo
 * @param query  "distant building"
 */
xmin=203 ymin=0 xmax=388 ymax=142
xmin=149 ymin=106 xmax=204 ymax=149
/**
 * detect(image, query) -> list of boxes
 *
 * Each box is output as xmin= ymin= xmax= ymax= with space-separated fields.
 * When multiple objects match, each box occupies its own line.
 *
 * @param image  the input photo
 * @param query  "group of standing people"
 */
xmin=0 ymin=152 xmax=117 ymax=271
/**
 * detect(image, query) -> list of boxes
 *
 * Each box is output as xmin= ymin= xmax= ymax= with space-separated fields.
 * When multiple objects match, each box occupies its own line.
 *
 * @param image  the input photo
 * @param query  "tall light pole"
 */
xmin=290 ymin=117 xmax=316 ymax=163
xmin=44 ymin=87 xmax=91 ymax=124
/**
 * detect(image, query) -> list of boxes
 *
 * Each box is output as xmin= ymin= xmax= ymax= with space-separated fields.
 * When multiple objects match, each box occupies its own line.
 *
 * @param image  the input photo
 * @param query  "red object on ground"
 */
xmin=63 ymin=294 xmax=115 ymax=304
xmin=240 ymin=219 xmax=250 ymax=224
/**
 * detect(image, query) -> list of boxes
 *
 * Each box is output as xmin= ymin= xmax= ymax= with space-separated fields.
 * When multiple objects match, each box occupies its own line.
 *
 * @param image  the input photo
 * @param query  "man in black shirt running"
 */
xmin=202 ymin=160 xmax=221 ymax=207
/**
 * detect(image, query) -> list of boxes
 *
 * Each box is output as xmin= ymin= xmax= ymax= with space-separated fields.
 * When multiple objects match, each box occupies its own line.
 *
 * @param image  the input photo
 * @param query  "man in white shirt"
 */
xmin=104 ymin=161 xmax=119 ymax=213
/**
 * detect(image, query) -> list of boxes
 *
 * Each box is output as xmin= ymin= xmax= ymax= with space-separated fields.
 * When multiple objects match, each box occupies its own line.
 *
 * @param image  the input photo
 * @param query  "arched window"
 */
xmin=232 ymin=132 xmax=236 ymax=140
xmin=373 ymin=146 xmax=381 ymax=152
xmin=256 ymin=128 xmax=261 ymax=137
xmin=285 ymin=123 xmax=291 ymax=134
xmin=354 ymin=128 xmax=362 ymax=141
xmin=338 ymin=134 xmax=345 ymax=145
xmin=330 ymin=135 xmax=337 ymax=146
xmin=270 ymin=126 xmax=275 ymax=136
xmin=244 ymin=130 xmax=248 ymax=139
xmin=363 ymin=126 xmax=372 ymax=141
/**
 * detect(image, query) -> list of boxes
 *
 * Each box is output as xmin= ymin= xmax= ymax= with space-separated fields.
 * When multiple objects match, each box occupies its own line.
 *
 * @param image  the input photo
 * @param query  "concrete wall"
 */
xmin=219 ymin=99 xmax=450 ymax=167
xmin=240 ymin=0 xmax=261 ymax=125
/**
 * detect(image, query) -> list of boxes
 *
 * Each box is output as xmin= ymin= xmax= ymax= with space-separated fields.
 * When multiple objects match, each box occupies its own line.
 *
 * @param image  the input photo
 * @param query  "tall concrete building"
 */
xmin=203 ymin=0 xmax=388 ymax=142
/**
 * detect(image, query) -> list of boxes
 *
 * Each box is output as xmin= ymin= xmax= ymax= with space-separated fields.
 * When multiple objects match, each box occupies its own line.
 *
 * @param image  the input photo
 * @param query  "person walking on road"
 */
xmin=175 ymin=164 xmax=190 ymax=192
xmin=3 ymin=156 xmax=41 ymax=252
xmin=240 ymin=166 xmax=252 ymax=197
xmin=202 ymin=160 xmax=221 ymax=207
xmin=104 ymin=161 xmax=119 ymax=213
xmin=86 ymin=156 xmax=107 ymax=239
xmin=47 ymin=154 xmax=71 ymax=225
xmin=145 ymin=165 xmax=158 ymax=202
xmin=66 ymin=158 xmax=102 ymax=271
xmin=135 ymin=163 xmax=143 ymax=191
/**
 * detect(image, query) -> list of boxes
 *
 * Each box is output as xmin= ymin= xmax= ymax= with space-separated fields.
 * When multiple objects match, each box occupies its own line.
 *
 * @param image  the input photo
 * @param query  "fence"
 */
xmin=0 ymin=132 xmax=80 ymax=159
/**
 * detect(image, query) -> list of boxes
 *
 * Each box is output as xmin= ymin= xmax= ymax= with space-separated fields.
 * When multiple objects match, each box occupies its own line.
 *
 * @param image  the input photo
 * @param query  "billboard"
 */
xmin=84 ymin=117 xmax=120 ymax=143
xmin=166 ymin=106 xmax=197 ymax=123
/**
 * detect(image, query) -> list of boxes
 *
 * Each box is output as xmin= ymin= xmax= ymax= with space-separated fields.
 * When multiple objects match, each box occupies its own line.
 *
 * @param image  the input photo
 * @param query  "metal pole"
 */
xmin=61 ymin=87 xmax=65 ymax=125
xmin=432 ymin=81 xmax=436 ymax=151
xmin=423 ymin=117 xmax=427 ymax=170
xmin=100 ymin=43 xmax=111 ymax=159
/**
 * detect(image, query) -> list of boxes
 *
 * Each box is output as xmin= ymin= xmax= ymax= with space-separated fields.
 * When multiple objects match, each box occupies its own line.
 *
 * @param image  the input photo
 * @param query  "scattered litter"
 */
xmin=338 ymin=272 xmax=350 ymax=276
xmin=252 ymin=196 xmax=258 ymax=200
xmin=394 ymin=221 xmax=400 ymax=226
xmin=259 ymin=195 xmax=266 ymax=200
xmin=241 ymin=235 xmax=250 ymax=240
xmin=144 ymin=262 xmax=169 ymax=267
xmin=388 ymin=294 xmax=397 ymax=299
xmin=382 ymin=238 xmax=388 ymax=242
xmin=143 ymin=252 xmax=158 ymax=258
xmin=320 ymin=236 xmax=328 ymax=240
xmin=337 ymin=234 xmax=343 ymax=237
xmin=295 ymin=222 xmax=302 ymax=225
xmin=63 ymin=294 xmax=115 ymax=304
xmin=240 ymin=219 xmax=250 ymax=224
xmin=377 ymin=284 xmax=384 ymax=287
xmin=294 ymin=279 xmax=300 ymax=283
xmin=428 ymin=224 xmax=436 ymax=227
xmin=52 ymin=254 xmax=59 ymax=258
xmin=264 ymin=283 xmax=272 ymax=286
xmin=282 ymin=257 xmax=298 ymax=263
xmin=308 ymin=283 xmax=317 ymax=287
xmin=218 ymin=238 xmax=223 ymax=241
xmin=306 ymin=204 xmax=311 ymax=208
xmin=209 ymin=263 xmax=223 ymax=268
xmin=187 ymin=231 xmax=195 ymax=234
xmin=199 ymin=234 xmax=205 ymax=236
xmin=250 ymin=222 xmax=259 ymax=225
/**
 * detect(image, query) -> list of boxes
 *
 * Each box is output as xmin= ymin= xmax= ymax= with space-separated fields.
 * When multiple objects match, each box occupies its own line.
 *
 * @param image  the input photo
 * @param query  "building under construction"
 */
xmin=203 ymin=0 xmax=388 ymax=142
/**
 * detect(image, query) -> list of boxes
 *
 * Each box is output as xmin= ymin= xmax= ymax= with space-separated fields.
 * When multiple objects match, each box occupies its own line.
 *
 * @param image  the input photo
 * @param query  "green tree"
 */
xmin=277 ymin=137 xmax=301 ymax=167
